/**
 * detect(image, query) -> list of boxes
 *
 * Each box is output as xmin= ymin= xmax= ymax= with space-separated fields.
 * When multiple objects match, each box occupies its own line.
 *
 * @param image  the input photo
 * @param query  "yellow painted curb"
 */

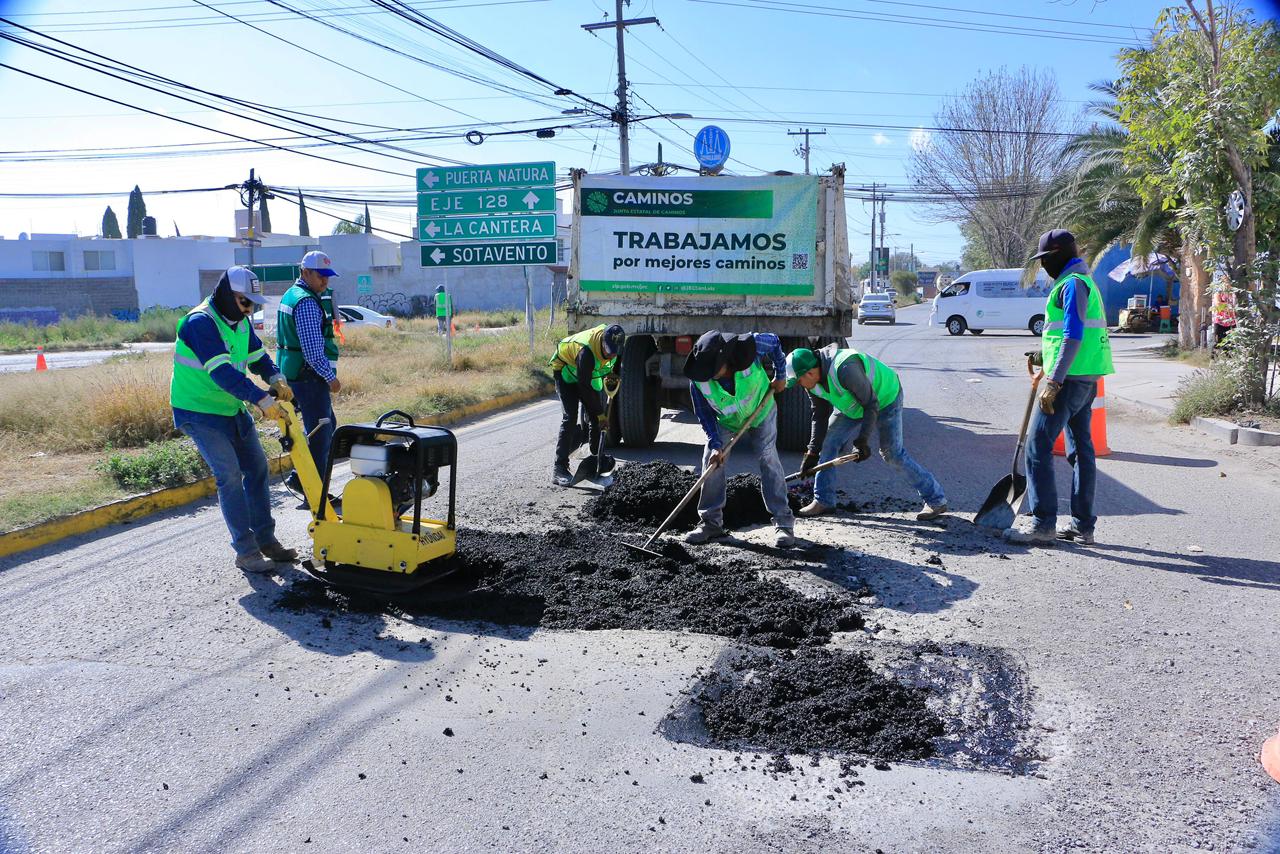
xmin=0 ymin=383 xmax=552 ymax=561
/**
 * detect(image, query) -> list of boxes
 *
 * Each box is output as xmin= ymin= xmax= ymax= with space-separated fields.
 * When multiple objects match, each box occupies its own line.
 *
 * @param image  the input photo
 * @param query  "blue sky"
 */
xmin=0 ymin=0 xmax=1257 ymax=264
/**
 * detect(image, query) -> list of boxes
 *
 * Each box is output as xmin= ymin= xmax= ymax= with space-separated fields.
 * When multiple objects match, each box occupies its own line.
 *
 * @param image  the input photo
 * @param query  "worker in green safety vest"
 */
xmin=1007 ymin=229 xmax=1115 ymax=546
xmin=277 ymin=250 xmax=340 ymax=508
xmin=683 ymin=330 xmax=796 ymax=549
xmin=549 ymin=323 xmax=624 ymax=485
xmin=434 ymin=284 xmax=452 ymax=335
xmin=787 ymin=345 xmax=948 ymax=522
xmin=171 ymin=266 xmax=298 ymax=574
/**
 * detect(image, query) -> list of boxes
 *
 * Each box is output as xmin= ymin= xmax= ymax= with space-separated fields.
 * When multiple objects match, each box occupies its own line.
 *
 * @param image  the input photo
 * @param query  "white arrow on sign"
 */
xmin=522 ymin=190 xmax=539 ymax=210
xmin=424 ymin=221 xmax=441 ymax=238
xmin=422 ymin=172 xmax=440 ymax=189
xmin=430 ymin=248 xmax=446 ymax=264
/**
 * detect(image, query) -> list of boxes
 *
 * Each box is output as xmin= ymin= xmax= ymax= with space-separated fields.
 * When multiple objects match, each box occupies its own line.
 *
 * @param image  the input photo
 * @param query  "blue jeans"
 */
xmin=1025 ymin=378 xmax=1097 ymax=533
xmin=698 ymin=412 xmax=795 ymax=530
xmin=174 ymin=408 xmax=276 ymax=557
xmin=814 ymin=391 xmax=946 ymax=507
xmin=289 ymin=376 xmax=336 ymax=475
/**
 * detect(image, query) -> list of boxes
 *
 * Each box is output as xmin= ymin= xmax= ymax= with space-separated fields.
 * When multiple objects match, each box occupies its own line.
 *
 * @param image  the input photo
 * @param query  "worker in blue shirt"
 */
xmin=171 ymin=266 xmax=297 ymax=574
xmin=684 ymin=330 xmax=796 ymax=548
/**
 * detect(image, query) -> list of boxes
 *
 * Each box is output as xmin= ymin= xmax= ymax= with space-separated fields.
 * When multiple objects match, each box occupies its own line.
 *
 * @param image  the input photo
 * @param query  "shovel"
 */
xmin=974 ymin=367 xmax=1044 ymax=530
xmin=783 ymin=451 xmax=863 ymax=482
xmin=624 ymin=391 xmax=775 ymax=560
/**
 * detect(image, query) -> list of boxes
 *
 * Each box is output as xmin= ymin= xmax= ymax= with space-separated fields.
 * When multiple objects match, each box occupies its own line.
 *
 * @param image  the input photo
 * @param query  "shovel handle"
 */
xmin=784 ymin=451 xmax=862 ymax=482
xmin=640 ymin=390 xmax=775 ymax=550
xmin=1011 ymin=371 xmax=1044 ymax=474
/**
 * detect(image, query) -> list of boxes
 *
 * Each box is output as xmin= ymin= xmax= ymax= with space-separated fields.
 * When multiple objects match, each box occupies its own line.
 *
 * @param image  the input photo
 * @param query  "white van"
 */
xmin=930 ymin=268 xmax=1052 ymax=336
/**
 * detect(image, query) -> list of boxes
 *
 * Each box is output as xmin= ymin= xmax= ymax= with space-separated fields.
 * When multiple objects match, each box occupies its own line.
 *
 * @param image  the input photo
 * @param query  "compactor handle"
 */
xmin=375 ymin=409 xmax=416 ymax=428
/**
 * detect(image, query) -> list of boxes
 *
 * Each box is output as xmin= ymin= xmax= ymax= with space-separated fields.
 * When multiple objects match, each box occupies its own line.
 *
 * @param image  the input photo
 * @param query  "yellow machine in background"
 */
xmin=274 ymin=403 xmax=459 ymax=593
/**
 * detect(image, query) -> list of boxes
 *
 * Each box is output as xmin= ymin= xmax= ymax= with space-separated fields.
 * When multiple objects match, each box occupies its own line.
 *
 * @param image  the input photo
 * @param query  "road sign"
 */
xmin=356 ymin=274 xmax=373 ymax=295
xmin=694 ymin=126 xmax=731 ymax=171
xmin=417 ymin=187 xmax=556 ymax=217
xmin=419 ymin=213 xmax=556 ymax=243
xmin=421 ymin=241 xmax=557 ymax=268
xmin=417 ymin=161 xmax=554 ymax=193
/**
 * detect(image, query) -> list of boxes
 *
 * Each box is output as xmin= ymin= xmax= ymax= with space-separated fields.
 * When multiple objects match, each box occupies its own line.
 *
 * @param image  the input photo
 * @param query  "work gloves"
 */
xmin=1038 ymin=380 xmax=1062 ymax=415
xmin=596 ymin=412 xmax=609 ymax=427
xmin=257 ymin=397 xmax=285 ymax=421
xmin=853 ymin=437 xmax=872 ymax=462
xmin=269 ymin=379 xmax=294 ymax=403
xmin=799 ymin=451 xmax=819 ymax=476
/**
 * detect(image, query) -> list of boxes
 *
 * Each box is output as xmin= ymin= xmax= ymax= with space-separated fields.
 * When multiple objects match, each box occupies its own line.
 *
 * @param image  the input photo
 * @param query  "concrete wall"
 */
xmin=0 ymin=237 xmax=134 ymax=280
xmin=133 ymin=238 xmax=236 ymax=309
xmin=0 ymin=276 xmax=138 ymax=317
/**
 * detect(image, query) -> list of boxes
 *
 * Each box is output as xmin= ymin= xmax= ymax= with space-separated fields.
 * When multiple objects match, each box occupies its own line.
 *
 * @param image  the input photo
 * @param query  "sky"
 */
xmin=0 ymin=0 xmax=1255 ymax=266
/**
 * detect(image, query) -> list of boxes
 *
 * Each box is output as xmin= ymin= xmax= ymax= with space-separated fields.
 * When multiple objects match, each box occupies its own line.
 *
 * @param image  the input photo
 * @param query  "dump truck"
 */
xmin=566 ymin=166 xmax=854 ymax=451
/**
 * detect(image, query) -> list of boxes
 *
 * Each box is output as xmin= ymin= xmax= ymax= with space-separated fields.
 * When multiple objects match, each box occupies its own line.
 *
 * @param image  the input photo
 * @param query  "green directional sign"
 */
xmin=417 ymin=187 xmax=556 ymax=217
xmin=417 ymin=161 xmax=555 ymax=193
xmin=421 ymin=240 xmax=557 ymax=268
xmin=419 ymin=213 xmax=556 ymax=243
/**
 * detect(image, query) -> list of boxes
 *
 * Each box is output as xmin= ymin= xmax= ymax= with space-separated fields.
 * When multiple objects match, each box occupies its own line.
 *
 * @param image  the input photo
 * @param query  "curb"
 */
xmin=1238 ymin=426 xmax=1280 ymax=447
xmin=0 ymin=383 xmax=552 ymax=561
xmin=1190 ymin=416 xmax=1239 ymax=444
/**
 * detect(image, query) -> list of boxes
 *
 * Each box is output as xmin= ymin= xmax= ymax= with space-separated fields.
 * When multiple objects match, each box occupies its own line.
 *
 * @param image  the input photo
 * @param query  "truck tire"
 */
xmin=946 ymin=315 xmax=967 ymax=336
xmin=775 ymin=383 xmax=812 ymax=452
xmin=618 ymin=336 xmax=660 ymax=447
xmin=1029 ymin=315 xmax=1045 ymax=336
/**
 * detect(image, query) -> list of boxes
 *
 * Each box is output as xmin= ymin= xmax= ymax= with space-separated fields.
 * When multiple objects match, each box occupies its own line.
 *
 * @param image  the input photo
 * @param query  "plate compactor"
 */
xmin=274 ymin=403 xmax=459 ymax=593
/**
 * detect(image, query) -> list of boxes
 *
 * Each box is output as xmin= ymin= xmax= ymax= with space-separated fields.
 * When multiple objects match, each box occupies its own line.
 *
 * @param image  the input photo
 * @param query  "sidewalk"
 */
xmin=1105 ymin=334 xmax=1197 ymax=418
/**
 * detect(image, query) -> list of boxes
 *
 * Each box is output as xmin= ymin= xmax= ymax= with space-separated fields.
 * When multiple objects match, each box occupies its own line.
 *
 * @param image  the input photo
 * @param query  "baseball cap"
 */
xmin=221 ymin=265 xmax=265 ymax=306
xmin=1029 ymin=229 xmax=1076 ymax=261
xmin=300 ymin=250 xmax=339 ymax=277
xmin=785 ymin=348 xmax=819 ymax=388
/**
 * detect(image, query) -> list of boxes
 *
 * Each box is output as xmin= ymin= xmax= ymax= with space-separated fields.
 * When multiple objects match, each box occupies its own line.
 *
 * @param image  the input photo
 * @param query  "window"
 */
xmin=340 ymin=308 xmax=362 ymax=322
xmin=32 ymin=251 xmax=65 ymax=272
xmin=940 ymin=282 xmax=967 ymax=298
xmin=83 ymin=250 xmax=116 ymax=271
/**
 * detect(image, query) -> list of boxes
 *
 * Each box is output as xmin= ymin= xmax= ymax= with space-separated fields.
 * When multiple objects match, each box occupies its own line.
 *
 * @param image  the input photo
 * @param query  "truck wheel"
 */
xmin=969 ymin=328 xmax=984 ymax=335
xmin=947 ymin=316 xmax=967 ymax=336
xmin=775 ymin=383 xmax=812 ymax=452
xmin=618 ymin=336 xmax=660 ymax=447
xmin=1029 ymin=315 xmax=1045 ymax=336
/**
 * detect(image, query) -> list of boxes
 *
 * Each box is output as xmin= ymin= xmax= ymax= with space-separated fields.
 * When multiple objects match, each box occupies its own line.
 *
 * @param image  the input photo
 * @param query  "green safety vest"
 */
xmin=1042 ymin=272 xmax=1115 ymax=377
xmin=550 ymin=325 xmax=617 ymax=390
xmin=277 ymin=281 xmax=339 ymax=381
xmin=695 ymin=361 xmax=775 ymax=433
xmin=170 ymin=299 xmax=260 ymax=416
xmin=810 ymin=349 xmax=901 ymax=420
xmin=435 ymin=292 xmax=452 ymax=318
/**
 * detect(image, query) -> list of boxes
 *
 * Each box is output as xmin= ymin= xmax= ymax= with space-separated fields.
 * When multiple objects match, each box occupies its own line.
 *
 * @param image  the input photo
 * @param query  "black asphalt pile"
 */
xmin=585 ymin=461 xmax=776 ymax=530
xmin=403 ymin=528 xmax=862 ymax=648
xmin=697 ymin=648 xmax=944 ymax=760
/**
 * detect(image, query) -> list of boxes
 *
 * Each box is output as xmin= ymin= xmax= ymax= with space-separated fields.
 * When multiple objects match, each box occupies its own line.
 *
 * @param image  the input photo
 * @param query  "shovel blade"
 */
xmin=973 ymin=473 xmax=1026 ymax=530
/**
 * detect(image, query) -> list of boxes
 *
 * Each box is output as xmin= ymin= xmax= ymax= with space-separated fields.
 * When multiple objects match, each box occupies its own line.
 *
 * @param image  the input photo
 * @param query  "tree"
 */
xmin=126 ymin=185 xmax=146 ymax=239
xmin=363 ymin=203 xmax=372 ymax=234
xmin=332 ymin=213 xmax=366 ymax=235
xmin=909 ymin=67 xmax=1070 ymax=267
xmin=258 ymin=192 xmax=272 ymax=234
xmin=101 ymin=206 xmax=122 ymax=239
xmin=298 ymin=190 xmax=311 ymax=237
xmin=1117 ymin=2 xmax=1280 ymax=405
xmin=959 ymin=217 xmax=996 ymax=271
xmin=890 ymin=270 xmax=919 ymax=301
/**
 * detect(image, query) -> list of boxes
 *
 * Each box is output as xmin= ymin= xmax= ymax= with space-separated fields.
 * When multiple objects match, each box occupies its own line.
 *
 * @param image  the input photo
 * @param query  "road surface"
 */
xmin=0 ymin=342 xmax=173 ymax=373
xmin=2 ymin=303 xmax=1278 ymax=853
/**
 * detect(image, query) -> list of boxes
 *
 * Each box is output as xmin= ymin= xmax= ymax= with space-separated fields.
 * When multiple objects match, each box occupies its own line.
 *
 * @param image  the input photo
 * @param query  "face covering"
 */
xmin=1041 ymin=247 xmax=1075 ymax=281
xmin=211 ymin=280 xmax=251 ymax=322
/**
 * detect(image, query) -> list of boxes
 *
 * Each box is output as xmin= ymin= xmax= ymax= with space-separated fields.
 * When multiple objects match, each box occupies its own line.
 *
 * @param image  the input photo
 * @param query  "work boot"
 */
xmin=916 ymin=501 xmax=949 ymax=521
xmin=552 ymin=464 xmax=573 ymax=487
xmin=685 ymin=523 xmax=728 ymax=544
xmin=1003 ymin=518 xmax=1056 ymax=545
xmin=235 ymin=551 xmax=277 ymax=574
xmin=798 ymin=500 xmax=832 ymax=517
xmin=259 ymin=541 xmax=298 ymax=563
xmin=1056 ymin=523 xmax=1095 ymax=546
xmin=773 ymin=527 xmax=796 ymax=549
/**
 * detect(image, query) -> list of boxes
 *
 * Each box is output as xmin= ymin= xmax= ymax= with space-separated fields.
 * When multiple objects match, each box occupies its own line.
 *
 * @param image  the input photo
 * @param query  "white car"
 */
xmin=338 ymin=305 xmax=397 ymax=329
xmin=858 ymin=292 xmax=896 ymax=325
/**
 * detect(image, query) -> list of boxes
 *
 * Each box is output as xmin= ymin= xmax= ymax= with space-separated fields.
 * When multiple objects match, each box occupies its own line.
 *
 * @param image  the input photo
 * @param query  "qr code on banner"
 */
xmin=792 ymin=253 xmax=810 ymax=270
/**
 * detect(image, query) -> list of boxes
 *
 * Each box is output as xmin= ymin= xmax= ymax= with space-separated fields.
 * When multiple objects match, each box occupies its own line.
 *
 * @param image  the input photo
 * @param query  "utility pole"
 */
xmin=787 ymin=128 xmax=826 ymax=174
xmin=878 ymin=192 xmax=887 ymax=290
xmin=239 ymin=168 xmax=268 ymax=268
xmin=582 ymin=2 xmax=657 ymax=176
xmin=869 ymin=183 xmax=878 ymax=293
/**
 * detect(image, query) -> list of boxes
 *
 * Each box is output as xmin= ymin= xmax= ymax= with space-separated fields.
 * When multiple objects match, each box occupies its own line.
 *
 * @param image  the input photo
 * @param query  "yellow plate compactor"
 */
xmin=275 ymin=403 xmax=459 ymax=593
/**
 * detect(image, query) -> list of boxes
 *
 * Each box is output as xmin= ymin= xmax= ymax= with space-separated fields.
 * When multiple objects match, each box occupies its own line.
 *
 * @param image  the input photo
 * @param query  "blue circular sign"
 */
xmin=693 ymin=125 xmax=731 ymax=170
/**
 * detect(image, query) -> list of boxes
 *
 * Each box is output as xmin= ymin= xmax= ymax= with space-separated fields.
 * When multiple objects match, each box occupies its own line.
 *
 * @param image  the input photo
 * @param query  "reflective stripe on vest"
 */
xmin=809 ymin=349 xmax=901 ymax=420
xmin=1042 ymin=272 xmax=1115 ymax=377
xmin=696 ymin=362 xmax=775 ymax=432
xmin=170 ymin=299 xmax=251 ymax=416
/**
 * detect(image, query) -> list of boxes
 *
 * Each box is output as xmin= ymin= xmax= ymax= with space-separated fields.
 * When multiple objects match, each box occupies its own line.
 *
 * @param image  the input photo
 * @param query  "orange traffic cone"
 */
xmin=451 ymin=321 xmax=457 ymax=335
xmin=1052 ymin=377 xmax=1110 ymax=457
xmin=35 ymin=346 xmax=48 ymax=372
xmin=1262 ymin=728 xmax=1280 ymax=784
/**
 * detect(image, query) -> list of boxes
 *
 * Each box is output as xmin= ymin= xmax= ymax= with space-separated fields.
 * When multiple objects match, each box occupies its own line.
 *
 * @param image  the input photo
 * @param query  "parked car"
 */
xmin=857 ymin=292 xmax=896 ymax=325
xmin=929 ymin=268 xmax=1051 ymax=336
xmin=338 ymin=305 xmax=397 ymax=329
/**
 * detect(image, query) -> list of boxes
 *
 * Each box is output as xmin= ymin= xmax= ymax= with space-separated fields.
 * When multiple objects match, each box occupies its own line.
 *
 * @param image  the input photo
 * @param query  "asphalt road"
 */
xmin=0 ymin=342 xmax=173 ymax=373
xmin=2 ymin=303 xmax=1279 ymax=853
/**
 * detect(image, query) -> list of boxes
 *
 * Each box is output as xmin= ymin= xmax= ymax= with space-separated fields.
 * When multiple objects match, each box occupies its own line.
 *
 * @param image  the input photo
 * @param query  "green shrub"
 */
xmin=98 ymin=440 xmax=209 ymax=492
xmin=1171 ymin=366 xmax=1240 ymax=423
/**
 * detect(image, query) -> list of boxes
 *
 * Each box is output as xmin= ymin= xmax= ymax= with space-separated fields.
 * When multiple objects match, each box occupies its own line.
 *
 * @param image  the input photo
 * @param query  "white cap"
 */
xmin=223 ymin=265 xmax=265 ymax=305
xmin=300 ymin=250 xmax=339 ymax=277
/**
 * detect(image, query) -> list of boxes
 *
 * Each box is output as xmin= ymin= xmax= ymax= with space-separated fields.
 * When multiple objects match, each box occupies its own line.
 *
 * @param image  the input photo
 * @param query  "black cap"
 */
xmin=1030 ymin=228 xmax=1076 ymax=261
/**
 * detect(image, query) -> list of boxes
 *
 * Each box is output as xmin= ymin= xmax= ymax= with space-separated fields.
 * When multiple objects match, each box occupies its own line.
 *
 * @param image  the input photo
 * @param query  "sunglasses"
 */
xmin=234 ymin=293 xmax=255 ymax=310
